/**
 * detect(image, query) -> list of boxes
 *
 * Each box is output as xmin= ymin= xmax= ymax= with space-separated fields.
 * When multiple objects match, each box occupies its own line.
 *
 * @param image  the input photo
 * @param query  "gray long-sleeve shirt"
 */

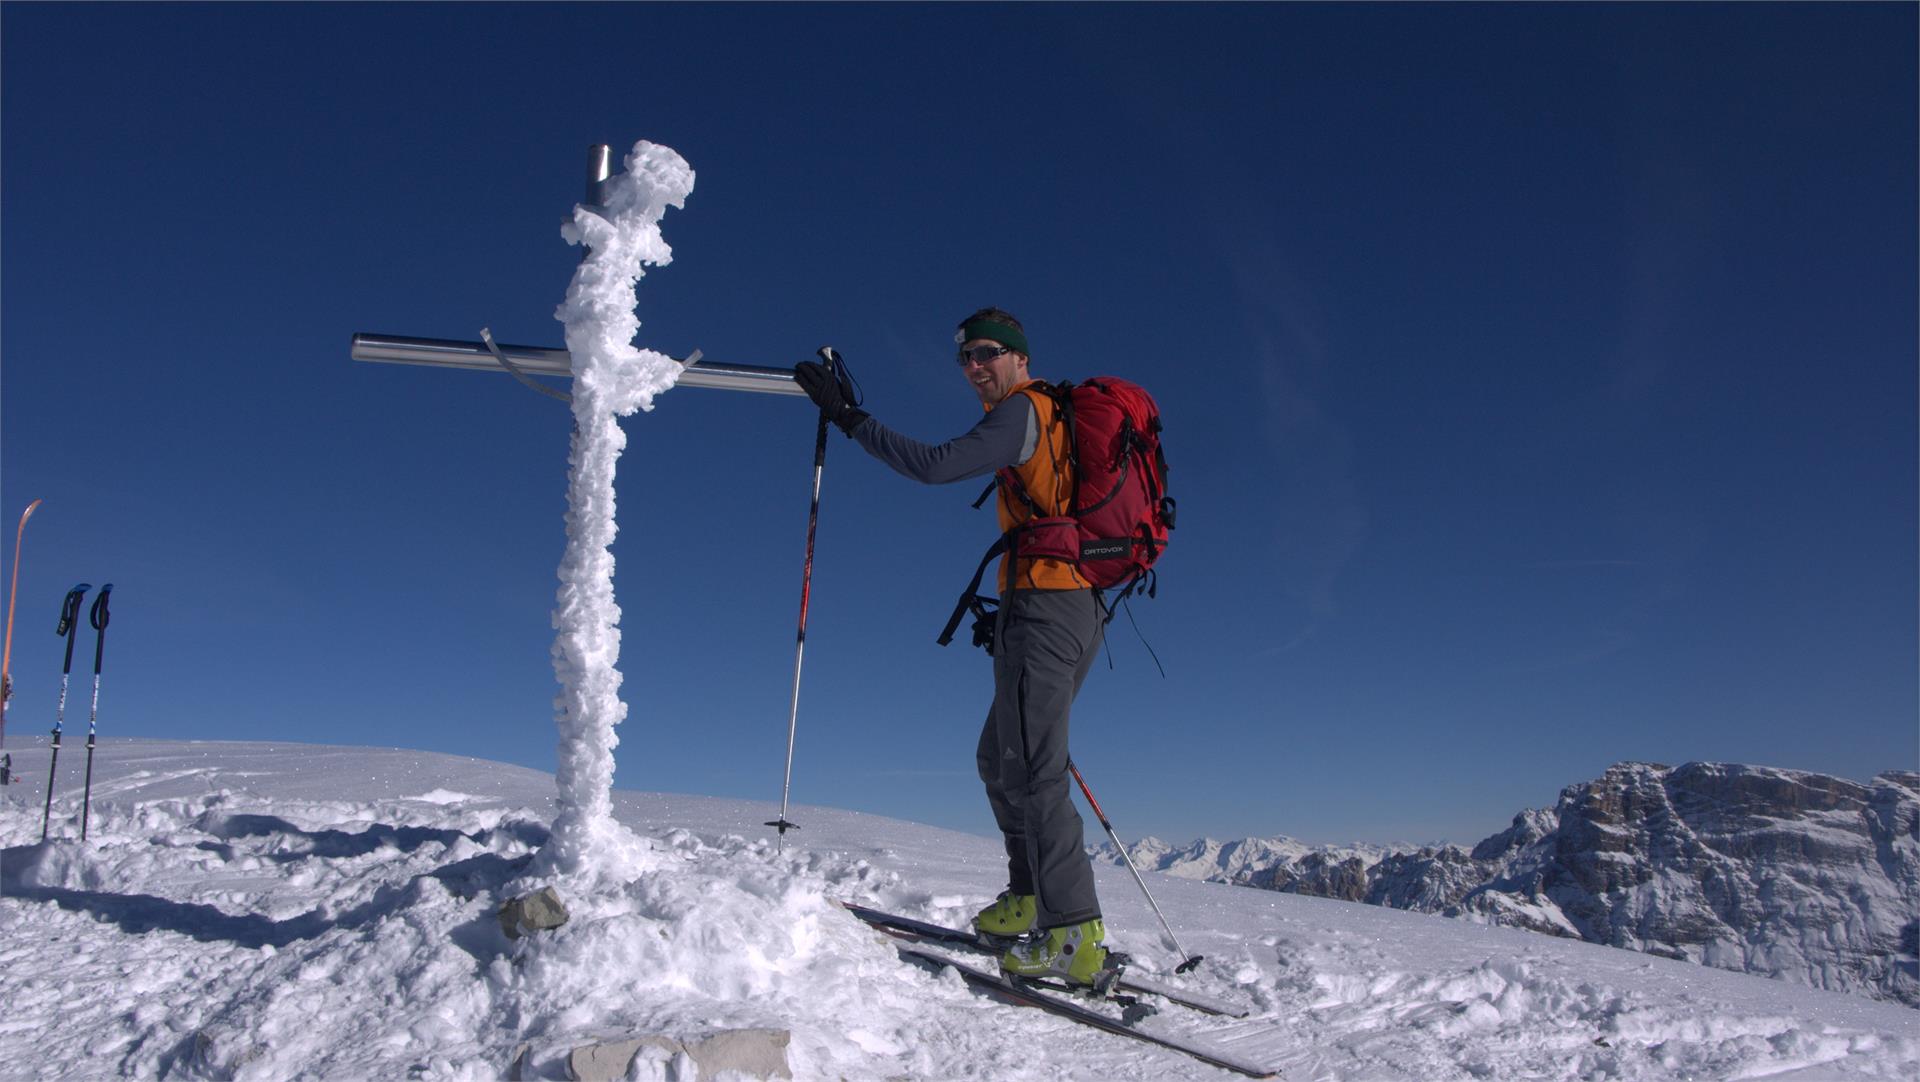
xmin=852 ymin=394 xmax=1039 ymax=485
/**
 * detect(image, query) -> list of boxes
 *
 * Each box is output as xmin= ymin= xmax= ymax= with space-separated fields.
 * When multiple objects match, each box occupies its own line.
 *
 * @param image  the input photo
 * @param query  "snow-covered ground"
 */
xmin=2 ymin=739 xmax=1913 ymax=1081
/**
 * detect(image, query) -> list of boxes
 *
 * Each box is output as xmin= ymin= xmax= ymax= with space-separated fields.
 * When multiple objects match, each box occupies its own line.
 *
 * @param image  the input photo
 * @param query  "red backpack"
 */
xmin=939 ymin=377 xmax=1175 ymax=646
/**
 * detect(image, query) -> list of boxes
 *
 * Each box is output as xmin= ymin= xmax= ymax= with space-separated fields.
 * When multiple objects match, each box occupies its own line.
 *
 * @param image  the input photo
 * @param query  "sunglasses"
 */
xmin=956 ymin=344 xmax=1014 ymax=367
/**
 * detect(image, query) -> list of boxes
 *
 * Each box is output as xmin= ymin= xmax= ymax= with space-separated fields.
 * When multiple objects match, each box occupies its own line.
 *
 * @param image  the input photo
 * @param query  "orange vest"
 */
xmin=991 ymin=381 xmax=1094 ymax=592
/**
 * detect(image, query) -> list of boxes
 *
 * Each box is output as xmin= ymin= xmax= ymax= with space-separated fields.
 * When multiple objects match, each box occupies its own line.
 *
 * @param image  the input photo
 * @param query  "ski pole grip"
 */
xmin=809 ymin=346 xmax=840 ymax=468
xmin=57 ymin=585 xmax=90 ymax=673
xmin=821 ymin=346 xmax=857 ymax=400
xmin=57 ymin=585 xmax=90 ymax=637
xmin=90 ymin=585 xmax=112 ymax=675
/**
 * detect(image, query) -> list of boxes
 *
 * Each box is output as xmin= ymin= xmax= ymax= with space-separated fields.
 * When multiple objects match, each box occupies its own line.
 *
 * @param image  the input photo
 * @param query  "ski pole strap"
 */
xmin=938 ymin=536 xmax=1009 ymax=646
xmin=57 ymin=585 xmax=89 ymax=638
xmin=90 ymin=585 xmax=112 ymax=674
xmin=57 ymin=585 xmax=90 ymax=673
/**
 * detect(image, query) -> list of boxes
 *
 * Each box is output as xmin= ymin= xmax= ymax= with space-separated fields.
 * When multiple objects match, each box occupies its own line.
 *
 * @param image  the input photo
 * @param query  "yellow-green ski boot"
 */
xmin=1000 ymin=918 xmax=1121 ymax=991
xmin=972 ymin=891 xmax=1037 ymax=941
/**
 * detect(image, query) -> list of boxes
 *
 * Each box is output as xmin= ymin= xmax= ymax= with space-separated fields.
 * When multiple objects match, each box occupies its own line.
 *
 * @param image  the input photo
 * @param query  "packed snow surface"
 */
xmin=2 ymin=739 xmax=1914 ymax=1081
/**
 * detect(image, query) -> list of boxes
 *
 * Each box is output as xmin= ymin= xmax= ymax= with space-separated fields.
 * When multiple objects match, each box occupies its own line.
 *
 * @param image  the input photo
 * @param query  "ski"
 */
xmin=839 ymin=901 xmax=1250 ymax=1019
xmin=895 ymin=944 xmax=1278 ymax=1079
xmin=1 ymin=498 xmax=44 ymax=783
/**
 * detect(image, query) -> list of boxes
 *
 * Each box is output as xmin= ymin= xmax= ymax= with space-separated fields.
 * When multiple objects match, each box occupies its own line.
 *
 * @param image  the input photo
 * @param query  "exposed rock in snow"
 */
xmin=563 ymin=1028 xmax=792 ymax=1081
xmin=499 ymin=885 xmax=571 ymax=940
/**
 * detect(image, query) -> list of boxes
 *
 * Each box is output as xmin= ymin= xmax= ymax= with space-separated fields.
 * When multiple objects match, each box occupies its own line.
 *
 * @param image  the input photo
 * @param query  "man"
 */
xmin=793 ymin=308 xmax=1112 ymax=987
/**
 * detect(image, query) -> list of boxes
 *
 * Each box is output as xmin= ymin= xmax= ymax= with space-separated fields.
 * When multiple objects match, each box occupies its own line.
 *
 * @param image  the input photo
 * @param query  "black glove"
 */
xmin=794 ymin=360 xmax=869 ymax=435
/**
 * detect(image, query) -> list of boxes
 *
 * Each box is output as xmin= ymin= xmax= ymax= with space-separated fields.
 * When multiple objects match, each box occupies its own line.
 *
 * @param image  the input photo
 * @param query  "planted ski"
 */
xmin=895 ymin=944 xmax=1278 ymax=1079
xmin=1 ymin=498 xmax=45 ymax=783
xmin=839 ymin=901 xmax=1249 ymax=1019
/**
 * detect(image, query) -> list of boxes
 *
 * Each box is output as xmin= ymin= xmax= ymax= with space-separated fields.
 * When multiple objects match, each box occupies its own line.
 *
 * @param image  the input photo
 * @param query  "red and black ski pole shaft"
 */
xmin=80 ymin=584 xmax=111 ymax=841
xmin=42 ymin=583 xmax=90 ymax=842
xmin=766 ymin=346 xmax=842 ymax=850
xmin=1069 ymin=758 xmax=1204 ymax=973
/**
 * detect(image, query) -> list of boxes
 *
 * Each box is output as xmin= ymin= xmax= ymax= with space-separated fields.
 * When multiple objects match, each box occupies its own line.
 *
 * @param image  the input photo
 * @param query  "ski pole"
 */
xmin=80 ymin=584 xmax=111 ymax=841
xmin=1068 ymin=758 xmax=1204 ymax=974
xmin=1 ymin=498 xmax=44 ymax=783
xmin=42 ymin=584 xmax=90 ymax=842
xmin=766 ymin=345 xmax=845 ymax=851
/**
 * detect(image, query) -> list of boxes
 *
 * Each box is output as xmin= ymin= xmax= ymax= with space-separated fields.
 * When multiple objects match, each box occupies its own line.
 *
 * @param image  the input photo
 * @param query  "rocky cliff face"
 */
xmin=1102 ymin=763 xmax=1919 ymax=1007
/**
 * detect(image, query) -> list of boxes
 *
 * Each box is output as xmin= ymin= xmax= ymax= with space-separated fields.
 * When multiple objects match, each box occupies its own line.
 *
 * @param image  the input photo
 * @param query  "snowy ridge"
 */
xmin=1 ymin=739 xmax=1915 ymax=1081
xmin=1116 ymin=835 xmax=1388 ymax=883
xmin=1100 ymin=761 xmax=1920 ymax=1009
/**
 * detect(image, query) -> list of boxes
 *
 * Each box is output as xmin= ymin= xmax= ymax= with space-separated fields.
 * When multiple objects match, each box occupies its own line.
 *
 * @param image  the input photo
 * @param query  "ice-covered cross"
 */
xmin=537 ymin=141 xmax=696 ymax=884
xmin=352 ymin=141 xmax=812 ymax=889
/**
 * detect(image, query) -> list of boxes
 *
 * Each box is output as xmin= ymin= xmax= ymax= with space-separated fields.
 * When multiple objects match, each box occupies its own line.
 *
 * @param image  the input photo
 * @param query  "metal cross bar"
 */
xmin=350 ymin=143 xmax=802 ymax=398
xmin=349 ymin=332 xmax=805 ymax=397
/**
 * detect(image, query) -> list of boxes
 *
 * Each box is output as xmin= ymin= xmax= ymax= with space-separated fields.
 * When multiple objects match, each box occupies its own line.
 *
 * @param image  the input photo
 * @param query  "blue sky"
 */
xmin=2 ymin=4 xmax=1913 ymax=847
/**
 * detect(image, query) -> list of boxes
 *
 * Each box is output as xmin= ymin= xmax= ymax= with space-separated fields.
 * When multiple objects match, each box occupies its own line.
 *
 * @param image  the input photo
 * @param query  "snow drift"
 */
xmin=2 ymin=738 xmax=1915 ymax=1081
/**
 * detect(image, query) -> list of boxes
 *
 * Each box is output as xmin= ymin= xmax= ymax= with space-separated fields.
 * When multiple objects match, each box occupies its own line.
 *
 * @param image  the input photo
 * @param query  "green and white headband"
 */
xmin=955 ymin=319 xmax=1029 ymax=357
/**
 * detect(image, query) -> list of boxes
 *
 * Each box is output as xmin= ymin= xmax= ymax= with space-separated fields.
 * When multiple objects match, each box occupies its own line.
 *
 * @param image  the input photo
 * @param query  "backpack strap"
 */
xmin=997 ymin=382 xmax=1073 ymax=523
xmin=1047 ymin=380 xmax=1080 ymax=513
xmin=997 ymin=525 xmax=1021 ymax=652
xmin=938 ymin=534 xmax=1009 ymax=646
xmin=996 ymin=466 xmax=1040 ymax=518
xmin=938 ymin=382 xmax=1075 ymax=647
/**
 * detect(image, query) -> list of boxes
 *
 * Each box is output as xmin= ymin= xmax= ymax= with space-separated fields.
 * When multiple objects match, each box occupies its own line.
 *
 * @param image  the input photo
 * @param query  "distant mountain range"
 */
xmin=1098 ymin=762 xmax=1919 ymax=1008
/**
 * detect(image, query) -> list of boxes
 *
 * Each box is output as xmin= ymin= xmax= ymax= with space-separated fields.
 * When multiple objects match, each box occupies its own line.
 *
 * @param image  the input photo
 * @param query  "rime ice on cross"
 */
xmin=537 ymin=141 xmax=696 ymax=885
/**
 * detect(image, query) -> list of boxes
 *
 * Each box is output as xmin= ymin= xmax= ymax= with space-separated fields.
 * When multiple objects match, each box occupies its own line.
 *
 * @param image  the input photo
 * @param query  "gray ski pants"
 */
xmin=974 ymin=587 xmax=1105 ymax=929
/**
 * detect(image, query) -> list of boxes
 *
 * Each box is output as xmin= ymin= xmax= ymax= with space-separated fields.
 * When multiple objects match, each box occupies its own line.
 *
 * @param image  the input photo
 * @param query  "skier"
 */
xmin=794 ymin=308 xmax=1111 ymax=987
